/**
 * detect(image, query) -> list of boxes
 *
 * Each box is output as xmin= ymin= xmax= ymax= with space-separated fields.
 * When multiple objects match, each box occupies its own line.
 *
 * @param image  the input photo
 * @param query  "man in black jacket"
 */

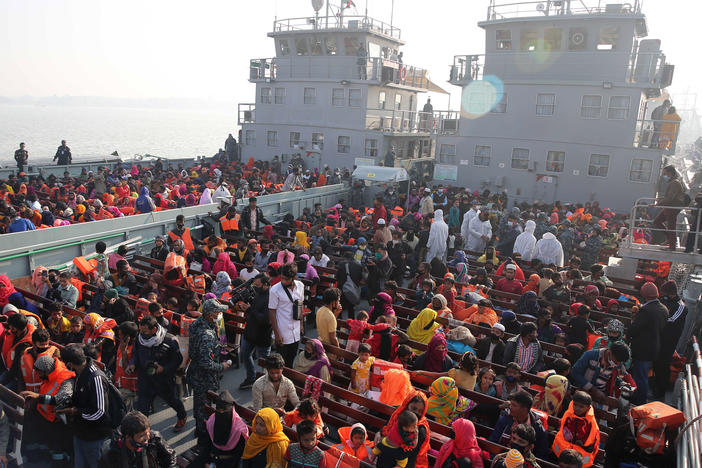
xmin=629 ymin=282 xmax=668 ymax=405
xmin=149 ymin=236 xmax=170 ymax=262
xmin=102 ymin=288 xmax=135 ymax=325
xmin=240 ymin=197 xmax=270 ymax=234
xmin=99 ymin=410 xmax=176 ymax=468
xmin=653 ymin=280 xmax=687 ymax=399
xmin=475 ymin=323 xmax=506 ymax=364
xmin=53 ymin=140 xmax=72 ymax=165
xmin=61 ymin=344 xmax=113 ymax=468
xmin=239 ymin=274 xmax=272 ymax=390
xmin=126 ymin=316 xmax=186 ymax=432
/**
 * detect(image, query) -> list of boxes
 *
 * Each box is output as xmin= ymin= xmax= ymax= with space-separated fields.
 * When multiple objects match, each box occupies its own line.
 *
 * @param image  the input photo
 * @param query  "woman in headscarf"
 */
xmin=292 ymin=338 xmax=332 ymax=382
xmin=211 ymin=271 xmax=232 ymax=299
xmin=433 ymin=419 xmax=484 ymax=468
xmin=379 ymin=368 xmax=413 ymax=406
xmin=522 ymin=274 xmax=540 ymax=295
xmin=426 ymin=377 xmax=473 ymax=426
xmin=532 ymin=374 xmax=570 ymax=417
xmin=201 ymin=390 xmax=249 ymax=467
xmin=83 ymin=312 xmax=117 ymax=363
xmin=455 ymin=263 xmax=469 ymax=285
xmin=430 ymin=294 xmax=452 ymax=319
xmin=276 ymin=249 xmax=295 ymax=265
xmin=134 ymin=186 xmax=155 ymax=213
xmin=291 ymin=231 xmax=310 ymax=251
xmin=8 ymin=293 xmax=40 ymax=316
xmin=0 ymin=275 xmax=18 ymax=309
xmin=213 ymin=252 xmax=238 ymax=279
xmin=241 ymin=408 xmax=289 ymax=468
xmin=380 ymin=390 xmax=431 ymax=468
xmin=448 ymin=250 xmax=468 ymax=267
xmin=298 ymin=254 xmax=319 ymax=282
xmin=413 ymin=333 xmax=453 ymax=372
xmin=407 ymin=308 xmax=441 ymax=349
xmin=536 ymin=307 xmax=563 ymax=344
xmin=477 ymin=246 xmax=499 ymax=266
xmin=199 ymin=187 xmax=214 ymax=205
xmin=31 ymin=267 xmax=49 ymax=297
xmin=426 ymin=209 xmax=448 ymax=263
xmin=368 ymin=292 xmax=395 ymax=323
xmin=263 ymin=225 xmax=274 ymax=242
xmin=466 ymin=299 xmax=499 ymax=327
xmin=515 ymin=291 xmax=540 ymax=318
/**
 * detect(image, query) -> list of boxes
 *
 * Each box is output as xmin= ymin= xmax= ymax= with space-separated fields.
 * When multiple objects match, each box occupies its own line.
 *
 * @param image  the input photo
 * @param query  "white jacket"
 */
xmin=534 ymin=232 xmax=564 ymax=267
xmin=465 ymin=212 xmax=492 ymax=254
xmin=213 ymin=185 xmax=232 ymax=203
xmin=460 ymin=208 xmax=478 ymax=242
xmin=426 ymin=209 xmax=449 ymax=262
xmin=513 ymin=220 xmax=537 ymax=261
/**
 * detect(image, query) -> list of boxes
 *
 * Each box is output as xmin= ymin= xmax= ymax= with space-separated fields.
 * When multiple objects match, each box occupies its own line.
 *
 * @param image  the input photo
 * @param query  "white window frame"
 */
xmin=629 ymin=158 xmax=653 ymax=183
xmin=349 ymin=89 xmax=362 ymax=107
xmin=580 ymin=95 xmax=602 ymax=119
xmin=260 ymin=87 xmax=272 ymax=104
xmin=588 ymin=154 xmax=610 ymax=178
xmin=312 ymin=133 xmax=324 ymax=150
xmin=304 ymin=87 xmax=316 ymax=105
xmin=289 ymin=132 xmax=301 ymax=148
xmin=245 ymin=130 xmax=255 ymax=146
xmin=378 ymin=91 xmax=386 ymax=109
xmin=536 ymin=93 xmax=556 ymax=116
xmin=337 ymin=135 xmax=350 ymax=153
xmin=439 ymin=144 xmax=456 ymax=164
xmin=395 ymin=94 xmax=402 ymax=110
xmin=511 ymin=148 xmax=530 ymax=170
xmin=474 ymin=145 xmax=491 ymax=167
xmin=332 ymin=88 xmax=345 ymax=107
xmin=365 ymin=139 xmax=378 ymax=157
xmin=496 ymin=29 xmax=512 ymax=50
xmin=607 ymin=95 xmax=631 ymax=120
xmin=266 ymin=131 xmax=278 ymax=147
xmin=274 ymin=88 xmax=286 ymax=104
xmin=546 ymin=150 xmax=565 ymax=173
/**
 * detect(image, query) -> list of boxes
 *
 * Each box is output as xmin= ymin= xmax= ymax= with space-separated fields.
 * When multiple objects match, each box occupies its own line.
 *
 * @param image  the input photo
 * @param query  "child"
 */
xmin=372 ymin=411 xmax=417 ymax=468
xmin=474 ymin=367 xmax=497 ymax=397
xmin=283 ymin=398 xmax=327 ymax=439
xmin=350 ymin=343 xmax=375 ymax=396
xmin=549 ymin=333 xmax=569 ymax=358
xmin=145 ymin=291 xmax=158 ymax=303
xmin=166 ymin=297 xmax=179 ymax=313
xmin=395 ymin=344 xmax=416 ymax=369
xmin=65 ymin=315 xmax=85 ymax=344
xmin=46 ymin=302 xmax=71 ymax=343
xmin=346 ymin=310 xmax=370 ymax=353
xmin=415 ymin=279 xmax=435 ymax=310
xmin=331 ymin=423 xmax=374 ymax=461
xmin=567 ymin=305 xmax=595 ymax=348
xmin=553 ymin=391 xmax=600 ymax=467
xmin=239 ymin=255 xmax=260 ymax=281
xmin=186 ymin=299 xmax=202 ymax=318
xmin=94 ymin=241 xmax=109 ymax=284
xmin=285 ymin=419 xmax=326 ymax=468
xmin=495 ymin=362 xmax=523 ymax=399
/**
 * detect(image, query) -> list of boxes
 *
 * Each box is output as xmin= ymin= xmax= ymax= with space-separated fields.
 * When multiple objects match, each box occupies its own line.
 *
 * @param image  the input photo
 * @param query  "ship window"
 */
xmin=310 ymin=38 xmax=323 ymax=56
xmin=274 ymin=88 xmax=286 ymax=104
xmin=474 ymin=145 xmax=491 ymax=167
xmin=312 ymin=133 xmax=324 ymax=150
xmin=267 ymin=131 xmax=278 ymax=147
xmin=546 ymin=151 xmax=565 ymax=172
xmin=520 ymin=29 xmax=538 ymax=52
xmin=325 ymin=37 xmax=338 ymax=55
xmin=289 ymin=132 xmax=301 ymax=148
xmin=496 ymin=30 xmax=512 ymax=50
xmin=260 ymin=87 xmax=272 ymax=104
xmin=598 ymin=26 xmax=619 ymax=50
xmin=332 ymin=88 xmax=345 ymax=106
xmin=490 ymin=93 xmax=507 ymax=113
xmin=568 ymin=27 xmax=588 ymax=50
xmin=608 ymin=96 xmax=630 ymax=120
xmin=338 ymin=136 xmax=351 ymax=153
xmin=630 ymin=158 xmax=653 ymax=182
xmin=536 ymin=93 xmax=556 ymax=116
xmin=395 ymin=94 xmax=402 ymax=110
xmin=344 ymin=37 xmax=360 ymax=55
xmin=365 ymin=139 xmax=378 ymax=157
xmin=588 ymin=154 xmax=610 ymax=177
xmin=581 ymin=95 xmax=602 ymax=119
xmin=511 ymin=148 xmax=530 ymax=170
xmin=544 ymin=28 xmax=562 ymax=51
xmin=440 ymin=144 xmax=456 ymax=164
xmin=349 ymin=89 xmax=362 ymax=107
xmin=368 ymin=42 xmax=381 ymax=58
xmin=279 ymin=40 xmax=290 ymax=56
xmin=304 ymin=87 xmax=316 ymax=105
xmin=379 ymin=91 xmax=386 ymax=109
xmin=295 ymin=38 xmax=309 ymax=56
xmin=245 ymin=130 xmax=256 ymax=146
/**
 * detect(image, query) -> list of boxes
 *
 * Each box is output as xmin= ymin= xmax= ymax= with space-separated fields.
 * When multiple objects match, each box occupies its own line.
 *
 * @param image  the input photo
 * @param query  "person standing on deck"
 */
xmin=653 ymin=165 xmax=686 ymax=250
xmin=54 ymin=140 xmax=72 ymax=165
xmin=14 ymin=142 xmax=28 ymax=173
xmin=225 ymin=133 xmax=238 ymax=162
xmin=650 ymin=99 xmax=670 ymax=148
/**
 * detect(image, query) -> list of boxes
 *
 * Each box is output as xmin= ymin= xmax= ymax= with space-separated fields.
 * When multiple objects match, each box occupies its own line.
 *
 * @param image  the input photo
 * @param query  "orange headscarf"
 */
xmin=383 ymin=390 xmax=431 ymax=468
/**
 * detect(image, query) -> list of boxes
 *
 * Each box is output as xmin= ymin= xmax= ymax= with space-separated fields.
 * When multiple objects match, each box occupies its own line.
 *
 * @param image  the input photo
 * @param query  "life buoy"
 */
xmin=400 ymin=66 xmax=407 ymax=81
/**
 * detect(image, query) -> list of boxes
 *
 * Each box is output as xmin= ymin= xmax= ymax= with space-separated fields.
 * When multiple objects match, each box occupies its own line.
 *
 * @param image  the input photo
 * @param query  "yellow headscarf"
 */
xmin=407 ymin=308 xmax=441 ymax=346
xmin=242 ymin=408 xmax=290 ymax=466
xmin=292 ymin=231 xmax=310 ymax=249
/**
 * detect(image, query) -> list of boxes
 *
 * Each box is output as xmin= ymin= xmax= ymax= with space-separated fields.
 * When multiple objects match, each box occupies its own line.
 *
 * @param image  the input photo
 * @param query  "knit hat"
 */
xmin=660 ymin=280 xmax=678 ymax=297
xmin=640 ymin=281 xmax=659 ymax=299
xmin=33 ymin=355 xmax=56 ymax=374
xmin=606 ymin=318 xmax=625 ymax=335
xmin=505 ymin=263 xmax=517 ymax=271
xmin=501 ymin=311 xmax=517 ymax=323
xmin=504 ymin=449 xmax=524 ymax=468
xmin=104 ymin=288 xmax=119 ymax=299
xmin=203 ymin=298 xmax=228 ymax=315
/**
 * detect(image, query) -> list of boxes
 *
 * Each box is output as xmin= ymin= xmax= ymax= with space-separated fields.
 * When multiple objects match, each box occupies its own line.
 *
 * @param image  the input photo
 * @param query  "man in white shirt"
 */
xmin=282 ymin=167 xmax=305 ymax=192
xmin=309 ymin=246 xmax=330 ymax=268
xmin=465 ymin=211 xmax=493 ymax=257
xmin=239 ymin=256 xmax=260 ymax=281
xmin=213 ymin=182 xmax=232 ymax=203
xmin=268 ymin=263 xmax=305 ymax=367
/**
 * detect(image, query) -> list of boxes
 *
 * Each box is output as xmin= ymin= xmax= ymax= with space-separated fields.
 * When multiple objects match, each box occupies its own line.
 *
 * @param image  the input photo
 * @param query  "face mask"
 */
xmin=663 ymin=175 xmax=670 ymax=182
xmin=508 ymin=221 xmax=514 ymax=227
xmin=510 ymin=442 xmax=527 ymax=455
xmin=36 ymin=346 xmax=51 ymax=354
xmin=375 ymin=252 xmax=382 ymax=260
xmin=505 ymin=375 xmax=516 ymax=383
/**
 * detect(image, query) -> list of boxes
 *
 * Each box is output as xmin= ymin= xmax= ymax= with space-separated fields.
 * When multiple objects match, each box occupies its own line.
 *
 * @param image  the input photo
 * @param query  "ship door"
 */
xmin=534 ymin=174 xmax=557 ymax=204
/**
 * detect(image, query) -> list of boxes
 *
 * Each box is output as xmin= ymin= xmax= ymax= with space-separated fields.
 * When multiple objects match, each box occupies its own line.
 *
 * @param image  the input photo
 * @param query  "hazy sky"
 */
xmin=1 ymin=0 xmax=700 ymax=111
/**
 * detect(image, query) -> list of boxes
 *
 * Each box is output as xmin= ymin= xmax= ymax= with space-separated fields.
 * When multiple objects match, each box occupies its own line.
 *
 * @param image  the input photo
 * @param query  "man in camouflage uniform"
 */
xmin=534 ymin=212 xmax=549 ymax=240
xmin=187 ymin=299 xmax=232 ymax=443
xmin=581 ymin=226 xmax=603 ymax=270
xmin=557 ymin=220 xmax=575 ymax=263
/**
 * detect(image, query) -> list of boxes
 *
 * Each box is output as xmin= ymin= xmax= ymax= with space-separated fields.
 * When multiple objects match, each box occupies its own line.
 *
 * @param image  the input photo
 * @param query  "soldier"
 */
xmin=557 ymin=220 xmax=575 ymax=264
xmin=580 ymin=226 xmax=603 ymax=270
xmin=534 ymin=212 xmax=549 ymax=240
xmin=187 ymin=299 xmax=232 ymax=444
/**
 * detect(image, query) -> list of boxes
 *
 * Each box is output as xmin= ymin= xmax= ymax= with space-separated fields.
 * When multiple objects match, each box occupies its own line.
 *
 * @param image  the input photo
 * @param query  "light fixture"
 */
xmin=340 ymin=80 xmax=350 ymax=85
xmin=603 ymin=81 xmax=613 ymax=89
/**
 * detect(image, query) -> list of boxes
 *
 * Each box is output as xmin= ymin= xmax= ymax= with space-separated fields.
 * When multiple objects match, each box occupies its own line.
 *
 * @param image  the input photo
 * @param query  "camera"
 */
xmin=144 ymin=362 xmax=159 ymax=376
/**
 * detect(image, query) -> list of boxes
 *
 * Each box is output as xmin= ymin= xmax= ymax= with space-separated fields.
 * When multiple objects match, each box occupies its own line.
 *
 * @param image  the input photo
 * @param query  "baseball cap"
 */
xmin=505 ymin=263 xmax=517 ymax=272
xmin=424 ymin=187 xmax=431 ymax=193
xmin=203 ymin=298 xmax=228 ymax=315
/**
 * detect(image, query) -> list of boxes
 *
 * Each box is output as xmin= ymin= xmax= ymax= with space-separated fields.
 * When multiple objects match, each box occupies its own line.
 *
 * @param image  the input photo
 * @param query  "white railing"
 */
xmin=238 ymin=103 xmax=256 ymax=125
xmin=365 ymin=109 xmax=460 ymax=135
xmin=623 ymin=198 xmax=700 ymax=253
xmin=449 ymin=55 xmax=485 ymax=84
xmin=273 ymin=15 xmax=401 ymax=39
xmin=633 ymin=118 xmax=681 ymax=154
xmin=486 ymin=0 xmax=640 ymax=20
xmin=677 ymin=338 xmax=702 ymax=468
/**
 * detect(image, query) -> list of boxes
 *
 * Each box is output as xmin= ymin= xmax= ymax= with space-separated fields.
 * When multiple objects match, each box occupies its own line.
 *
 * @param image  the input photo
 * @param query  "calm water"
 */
xmin=0 ymin=104 xmax=237 ymax=166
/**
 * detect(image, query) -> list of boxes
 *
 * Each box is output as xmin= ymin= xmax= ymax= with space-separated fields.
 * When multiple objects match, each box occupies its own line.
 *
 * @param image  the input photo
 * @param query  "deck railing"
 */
xmin=486 ymin=0 xmax=641 ymax=20
xmin=273 ymin=15 xmax=401 ymax=39
xmin=365 ymin=109 xmax=460 ymax=135
xmin=623 ymin=198 xmax=700 ymax=253
xmin=633 ymin=118 xmax=681 ymax=154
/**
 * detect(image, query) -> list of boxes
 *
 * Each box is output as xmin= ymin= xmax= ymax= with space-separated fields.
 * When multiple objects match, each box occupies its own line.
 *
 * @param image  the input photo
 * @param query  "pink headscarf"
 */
xmin=433 ymin=419 xmax=484 ymax=468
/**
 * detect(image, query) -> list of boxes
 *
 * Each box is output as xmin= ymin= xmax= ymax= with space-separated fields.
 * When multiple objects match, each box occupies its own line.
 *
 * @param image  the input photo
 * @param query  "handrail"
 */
xmin=486 ymin=0 xmax=639 ymax=20
xmin=624 ymin=197 xmax=701 ymax=252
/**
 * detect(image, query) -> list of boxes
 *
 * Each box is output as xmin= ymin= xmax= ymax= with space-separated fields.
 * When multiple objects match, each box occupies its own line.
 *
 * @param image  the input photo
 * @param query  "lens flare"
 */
xmin=461 ymin=74 xmax=505 ymax=119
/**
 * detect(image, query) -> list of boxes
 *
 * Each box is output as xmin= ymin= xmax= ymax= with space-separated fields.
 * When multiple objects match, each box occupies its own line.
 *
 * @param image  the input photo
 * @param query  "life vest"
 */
xmin=331 ymin=427 xmax=374 ymax=461
xmin=70 ymin=277 xmax=86 ymax=303
xmin=552 ymin=402 xmax=601 ymax=467
xmin=180 ymin=315 xmax=195 ymax=337
xmin=73 ymin=256 xmax=96 ymax=277
xmin=323 ymin=446 xmax=361 ymax=468
xmin=390 ymin=206 xmax=404 ymax=219
xmin=114 ymin=343 xmax=138 ymax=392
xmin=185 ymin=274 xmax=206 ymax=294
xmin=2 ymin=323 xmax=36 ymax=370
xmin=169 ymin=227 xmax=194 ymax=251
xmin=463 ymin=284 xmax=488 ymax=298
xmin=654 ymin=261 xmax=671 ymax=279
xmin=220 ymin=214 xmax=240 ymax=232
xmin=20 ymin=345 xmax=58 ymax=393
xmin=164 ymin=252 xmax=187 ymax=277
xmin=628 ymin=401 xmax=685 ymax=455
xmin=19 ymin=310 xmax=45 ymax=329
xmin=37 ymin=357 xmax=75 ymax=422
xmin=135 ymin=298 xmax=150 ymax=321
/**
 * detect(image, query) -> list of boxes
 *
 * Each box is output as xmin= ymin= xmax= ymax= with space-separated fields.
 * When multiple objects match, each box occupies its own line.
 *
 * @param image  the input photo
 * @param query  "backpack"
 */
xmin=98 ymin=372 xmax=127 ymax=428
xmin=342 ymin=263 xmax=361 ymax=305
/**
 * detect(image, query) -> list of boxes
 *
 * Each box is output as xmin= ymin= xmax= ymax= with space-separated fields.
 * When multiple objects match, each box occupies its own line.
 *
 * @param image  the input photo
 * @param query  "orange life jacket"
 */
xmin=169 ymin=227 xmax=194 ymax=251
xmin=164 ymin=252 xmax=187 ymax=277
xmin=135 ymin=299 xmax=150 ymax=321
xmin=2 ymin=323 xmax=36 ymax=370
xmin=369 ymin=359 xmax=404 ymax=390
xmin=20 ymin=345 xmax=58 ymax=393
xmin=19 ymin=310 xmax=45 ymax=329
xmin=73 ymin=256 xmax=96 ymax=277
xmin=185 ymin=275 xmax=206 ymax=294
xmin=331 ymin=427 xmax=374 ymax=461
xmin=114 ymin=343 xmax=138 ymax=392
xmin=552 ymin=402 xmax=601 ymax=467
xmin=37 ymin=357 xmax=75 ymax=422
xmin=390 ymin=206 xmax=404 ymax=219
xmin=180 ymin=315 xmax=195 ymax=337
xmin=70 ymin=277 xmax=86 ymax=303
xmin=220 ymin=214 xmax=240 ymax=232
xmin=628 ymin=401 xmax=685 ymax=455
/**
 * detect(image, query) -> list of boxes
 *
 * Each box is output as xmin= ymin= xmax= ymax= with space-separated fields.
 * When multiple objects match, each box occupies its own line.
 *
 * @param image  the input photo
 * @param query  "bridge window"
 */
xmin=581 ymin=95 xmax=602 ymax=119
xmin=365 ymin=139 xmax=378 ymax=157
xmin=496 ymin=30 xmax=512 ymax=50
xmin=332 ymin=88 xmax=345 ymax=106
xmin=588 ymin=154 xmax=610 ymax=177
xmin=304 ymin=87 xmax=316 ymax=105
xmin=267 ymin=131 xmax=278 ymax=147
xmin=608 ymin=96 xmax=630 ymax=120
xmin=568 ymin=27 xmax=588 ymax=50
xmin=511 ymin=148 xmax=530 ymax=170
xmin=439 ymin=144 xmax=456 ymax=164
xmin=544 ymin=28 xmax=562 ymax=51
xmin=630 ymin=158 xmax=653 ymax=182
xmin=368 ymin=42 xmax=381 ymax=58
xmin=490 ymin=93 xmax=507 ymax=113
xmin=295 ymin=38 xmax=309 ymax=56
xmin=274 ymin=88 xmax=286 ymax=105
xmin=312 ymin=133 xmax=324 ymax=150
xmin=395 ymin=94 xmax=402 ymax=110
xmin=260 ymin=87 xmax=272 ymax=104
xmin=344 ymin=37 xmax=360 ymax=55
xmin=245 ymin=130 xmax=255 ymax=146
xmin=598 ymin=26 xmax=619 ymax=50
xmin=520 ymin=29 xmax=538 ymax=51
xmin=378 ymin=91 xmax=386 ymax=109
xmin=546 ymin=151 xmax=565 ymax=172
xmin=536 ymin=93 xmax=556 ymax=116
xmin=338 ymin=136 xmax=351 ymax=153
xmin=349 ymin=89 xmax=362 ymax=107
xmin=289 ymin=132 xmax=301 ymax=148
xmin=325 ymin=37 xmax=338 ymax=55
xmin=279 ymin=39 xmax=290 ymax=56
xmin=310 ymin=38 xmax=323 ymax=56
xmin=474 ymin=145 xmax=491 ymax=167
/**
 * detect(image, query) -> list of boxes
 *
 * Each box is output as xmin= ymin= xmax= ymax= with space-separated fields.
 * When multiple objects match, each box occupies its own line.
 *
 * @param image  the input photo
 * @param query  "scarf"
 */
xmin=384 ymin=390 xmax=431 ymax=466
xmin=31 ymin=267 xmax=48 ymax=296
xmin=455 ymin=263 xmax=469 ymax=284
xmin=263 ymin=225 xmax=274 ymax=241
xmin=427 ymin=377 xmax=460 ymax=425
xmin=407 ymin=308 xmax=440 ymax=345
xmin=424 ymin=334 xmax=448 ymax=372
xmin=292 ymin=231 xmax=310 ymax=249
xmin=211 ymin=271 xmax=232 ymax=298
xmin=515 ymin=291 xmax=540 ymax=317
xmin=379 ymin=368 xmax=412 ymax=406
xmin=0 ymin=275 xmax=17 ymax=307
xmin=433 ymin=419 xmax=484 ymax=468
xmin=207 ymin=409 xmax=249 ymax=450
xmin=137 ymin=324 xmax=166 ymax=348
xmin=242 ymin=408 xmax=289 ymax=462
xmin=306 ymin=339 xmax=332 ymax=378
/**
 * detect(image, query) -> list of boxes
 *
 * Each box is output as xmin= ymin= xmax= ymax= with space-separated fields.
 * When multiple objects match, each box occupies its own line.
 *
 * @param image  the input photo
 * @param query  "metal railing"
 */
xmin=633 ymin=118 xmax=681 ymax=154
xmin=677 ymin=337 xmax=702 ymax=468
xmin=238 ymin=103 xmax=256 ymax=125
xmin=273 ymin=15 xmax=401 ymax=39
xmin=623 ymin=198 xmax=700 ymax=253
xmin=449 ymin=55 xmax=484 ymax=84
xmin=486 ymin=0 xmax=641 ymax=20
xmin=365 ymin=109 xmax=460 ymax=135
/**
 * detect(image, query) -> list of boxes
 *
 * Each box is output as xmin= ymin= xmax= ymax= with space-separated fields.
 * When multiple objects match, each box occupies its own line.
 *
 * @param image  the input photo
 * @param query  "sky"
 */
xmin=1 ymin=0 xmax=700 ymax=112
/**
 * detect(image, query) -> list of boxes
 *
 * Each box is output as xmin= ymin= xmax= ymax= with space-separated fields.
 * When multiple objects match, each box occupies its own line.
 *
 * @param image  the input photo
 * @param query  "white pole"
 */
xmin=390 ymin=0 xmax=395 ymax=29
xmin=325 ymin=0 xmax=330 ymax=28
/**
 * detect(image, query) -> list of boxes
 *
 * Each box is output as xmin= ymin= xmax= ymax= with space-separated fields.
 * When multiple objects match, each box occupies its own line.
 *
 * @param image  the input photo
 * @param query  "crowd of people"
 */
xmin=0 ymin=152 xmax=691 ymax=468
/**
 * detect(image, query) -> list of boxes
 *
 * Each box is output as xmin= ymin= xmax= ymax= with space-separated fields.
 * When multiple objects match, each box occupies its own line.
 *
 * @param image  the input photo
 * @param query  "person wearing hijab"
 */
xmin=465 ymin=300 xmax=499 ymax=327
xmin=199 ymin=187 xmax=214 ymax=205
xmin=298 ymin=254 xmax=319 ymax=282
xmin=200 ymin=390 xmax=249 ymax=467
xmin=135 ymin=186 xmax=155 ymax=213
xmin=433 ymin=419 xmax=484 ymax=468
xmin=515 ymin=291 xmax=540 ymax=319
xmin=292 ymin=339 xmax=331 ymax=383
xmin=426 ymin=377 xmax=473 ymax=425
xmin=532 ymin=374 xmax=570 ymax=417
xmin=332 ymin=423 xmax=374 ymax=461
xmin=213 ymin=252 xmax=239 ymax=280
xmin=263 ymin=225 xmax=274 ymax=242
xmin=407 ymin=308 xmax=441 ymax=350
xmin=0 ymin=274 xmax=18 ymax=309
xmin=426 ymin=209 xmax=449 ymax=263
xmin=210 ymin=271 xmax=232 ymax=299
xmin=377 ymin=390 xmax=431 ymax=468
xmin=413 ymin=333 xmax=453 ymax=372
xmin=83 ymin=312 xmax=117 ymax=363
xmin=242 ymin=408 xmax=290 ymax=468
xmin=430 ymin=294 xmax=452 ymax=319
xmin=522 ymin=274 xmax=540 ymax=295
xmin=500 ymin=311 xmax=521 ymax=335
xmin=455 ymin=263 xmax=469 ymax=284
xmin=368 ymin=292 xmax=395 ymax=323
xmin=292 ymin=231 xmax=310 ymax=251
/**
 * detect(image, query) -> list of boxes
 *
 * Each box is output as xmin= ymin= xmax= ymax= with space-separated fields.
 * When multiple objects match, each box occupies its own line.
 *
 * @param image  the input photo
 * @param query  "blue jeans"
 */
xmin=631 ymin=360 xmax=652 ymax=405
xmin=73 ymin=436 xmax=106 ymax=468
xmin=241 ymin=337 xmax=270 ymax=381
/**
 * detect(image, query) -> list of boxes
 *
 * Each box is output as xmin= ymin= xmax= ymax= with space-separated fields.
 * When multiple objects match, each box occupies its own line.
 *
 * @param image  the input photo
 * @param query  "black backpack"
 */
xmin=99 ymin=372 xmax=127 ymax=428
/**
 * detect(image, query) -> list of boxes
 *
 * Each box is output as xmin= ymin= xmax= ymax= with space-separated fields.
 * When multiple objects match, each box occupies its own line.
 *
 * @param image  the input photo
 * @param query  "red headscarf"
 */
xmin=0 ymin=275 xmax=16 ymax=308
xmin=433 ymin=419 xmax=484 ymax=468
xmin=263 ymin=225 xmax=274 ymax=241
xmin=213 ymin=252 xmax=238 ymax=279
xmin=606 ymin=299 xmax=619 ymax=313
xmin=423 ymin=333 xmax=448 ymax=372
xmin=383 ymin=390 xmax=431 ymax=468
